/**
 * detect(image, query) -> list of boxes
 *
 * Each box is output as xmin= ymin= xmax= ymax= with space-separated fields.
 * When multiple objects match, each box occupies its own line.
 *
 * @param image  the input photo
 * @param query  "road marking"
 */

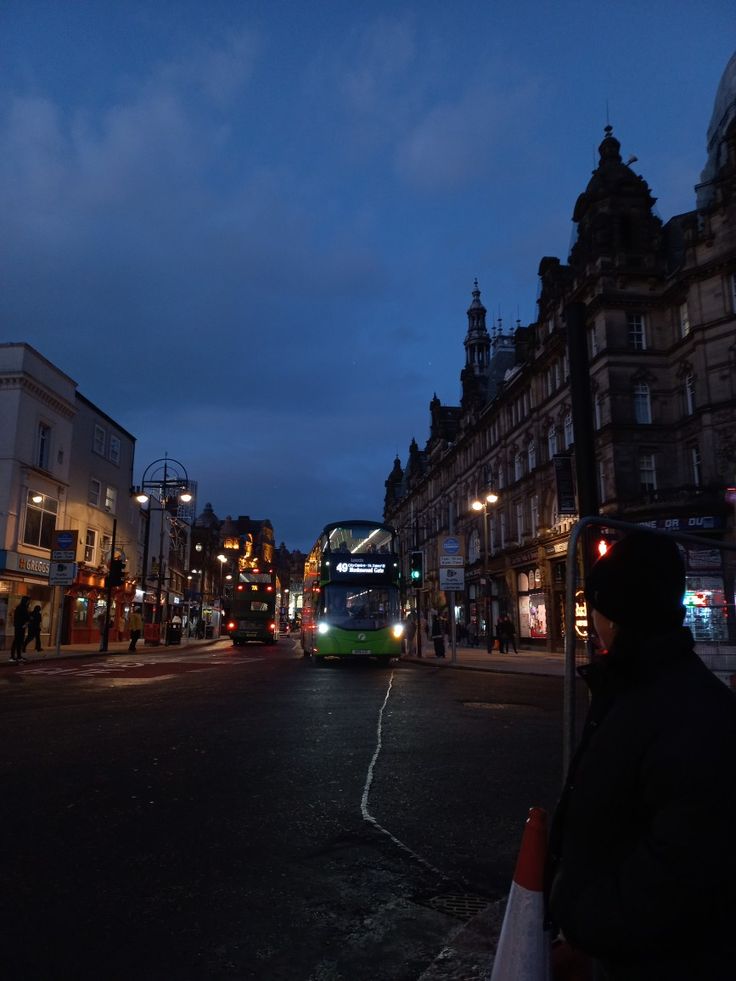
xmin=360 ymin=671 xmax=444 ymax=878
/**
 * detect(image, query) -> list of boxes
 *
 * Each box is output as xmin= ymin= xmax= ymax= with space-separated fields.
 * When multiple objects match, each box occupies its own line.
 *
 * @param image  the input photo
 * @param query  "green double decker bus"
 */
xmin=301 ymin=520 xmax=403 ymax=666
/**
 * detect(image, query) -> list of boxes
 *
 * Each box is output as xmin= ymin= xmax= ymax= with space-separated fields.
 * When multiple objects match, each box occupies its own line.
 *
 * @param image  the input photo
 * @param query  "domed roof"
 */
xmin=697 ymin=51 xmax=736 ymax=210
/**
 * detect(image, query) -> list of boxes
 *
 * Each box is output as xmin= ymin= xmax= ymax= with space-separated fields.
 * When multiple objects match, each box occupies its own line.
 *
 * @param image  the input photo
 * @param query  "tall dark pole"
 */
xmin=483 ymin=505 xmax=493 ymax=652
xmin=100 ymin=517 xmax=117 ymax=652
xmin=155 ymin=457 xmax=169 ymax=642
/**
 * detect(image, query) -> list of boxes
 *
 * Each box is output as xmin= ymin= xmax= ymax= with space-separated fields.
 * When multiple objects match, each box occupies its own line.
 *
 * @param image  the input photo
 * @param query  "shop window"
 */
xmin=518 ymin=572 xmax=529 ymax=591
xmin=74 ymin=597 xmax=89 ymax=624
xmin=23 ymin=490 xmax=57 ymax=549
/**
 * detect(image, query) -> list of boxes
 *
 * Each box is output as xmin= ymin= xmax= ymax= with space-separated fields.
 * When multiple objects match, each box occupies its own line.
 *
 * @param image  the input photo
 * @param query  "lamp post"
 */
xmin=471 ymin=492 xmax=499 ymax=652
xmin=99 ymin=516 xmax=117 ymax=653
xmin=131 ymin=455 xmax=193 ymax=644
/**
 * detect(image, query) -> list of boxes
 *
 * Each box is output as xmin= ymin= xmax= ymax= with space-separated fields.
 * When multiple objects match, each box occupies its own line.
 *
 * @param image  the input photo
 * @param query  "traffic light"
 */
xmin=108 ymin=558 xmax=125 ymax=587
xmin=409 ymin=551 xmax=424 ymax=587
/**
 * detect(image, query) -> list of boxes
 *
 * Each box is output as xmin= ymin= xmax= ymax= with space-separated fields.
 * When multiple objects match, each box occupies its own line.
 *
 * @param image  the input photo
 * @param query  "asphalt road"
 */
xmin=0 ymin=638 xmax=566 ymax=980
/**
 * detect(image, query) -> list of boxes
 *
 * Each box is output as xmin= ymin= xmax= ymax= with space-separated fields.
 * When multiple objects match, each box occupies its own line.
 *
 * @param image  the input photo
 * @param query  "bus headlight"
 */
xmin=318 ymin=622 xmax=330 ymax=634
xmin=391 ymin=623 xmax=404 ymax=638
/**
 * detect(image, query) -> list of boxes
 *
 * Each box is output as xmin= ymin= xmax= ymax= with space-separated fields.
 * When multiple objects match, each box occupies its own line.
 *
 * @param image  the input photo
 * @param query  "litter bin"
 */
xmin=166 ymin=623 xmax=182 ymax=645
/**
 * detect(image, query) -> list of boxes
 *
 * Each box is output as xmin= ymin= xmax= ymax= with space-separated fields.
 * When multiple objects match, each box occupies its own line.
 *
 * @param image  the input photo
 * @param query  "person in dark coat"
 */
xmin=23 ymin=604 xmax=43 ymax=652
xmin=10 ymin=596 xmax=30 ymax=662
xmin=546 ymin=530 xmax=736 ymax=980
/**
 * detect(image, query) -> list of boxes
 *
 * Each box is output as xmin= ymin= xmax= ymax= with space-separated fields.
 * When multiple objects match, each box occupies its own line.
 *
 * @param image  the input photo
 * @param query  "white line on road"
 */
xmin=360 ymin=671 xmax=444 ymax=878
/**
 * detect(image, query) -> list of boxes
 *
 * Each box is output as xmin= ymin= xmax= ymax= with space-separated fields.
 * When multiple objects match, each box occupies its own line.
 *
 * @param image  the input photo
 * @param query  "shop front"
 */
xmin=0 ymin=550 xmax=55 ymax=652
xmin=64 ymin=569 xmax=134 ymax=645
xmin=514 ymin=552 xmax=548 ymax=648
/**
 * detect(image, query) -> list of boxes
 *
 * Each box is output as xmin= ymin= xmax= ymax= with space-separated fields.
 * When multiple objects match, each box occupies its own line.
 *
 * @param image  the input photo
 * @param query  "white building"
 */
xmin=0 ymin=343 xmax=137 ymax=649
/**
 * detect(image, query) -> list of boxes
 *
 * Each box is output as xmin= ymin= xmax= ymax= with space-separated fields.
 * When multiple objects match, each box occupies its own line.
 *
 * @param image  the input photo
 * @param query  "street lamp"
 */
xmin=471 ymin=492 xmax=499 ymax=652
xmin=131 ymin=455 xmax=193 ymax=644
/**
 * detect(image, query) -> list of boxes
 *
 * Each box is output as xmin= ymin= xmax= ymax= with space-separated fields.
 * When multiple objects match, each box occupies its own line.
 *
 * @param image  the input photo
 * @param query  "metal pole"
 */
xmin=483 ymin=505 xmax=492 ymax=652
xmin=100 ymin=517 xmax=117 ymax=652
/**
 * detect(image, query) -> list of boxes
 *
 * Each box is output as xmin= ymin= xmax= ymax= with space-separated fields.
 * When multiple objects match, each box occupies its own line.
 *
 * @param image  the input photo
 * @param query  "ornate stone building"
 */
xmin=385 ymin=54 xmax=736 ymax=651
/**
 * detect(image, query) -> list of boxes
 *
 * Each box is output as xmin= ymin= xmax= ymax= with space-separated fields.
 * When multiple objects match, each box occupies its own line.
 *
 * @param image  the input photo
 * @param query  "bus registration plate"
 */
xmin=352 ymin=649 xmax=372 ymax=655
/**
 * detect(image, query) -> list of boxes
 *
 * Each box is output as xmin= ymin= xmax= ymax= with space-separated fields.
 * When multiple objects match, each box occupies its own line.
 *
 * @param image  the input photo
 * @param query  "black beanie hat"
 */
xmin=584 ymin=530 xmax=686 ymax=634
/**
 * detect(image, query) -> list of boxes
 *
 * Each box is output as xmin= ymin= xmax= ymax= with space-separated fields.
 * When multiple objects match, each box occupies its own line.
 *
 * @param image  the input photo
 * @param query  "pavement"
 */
xmin=402 ymin=640 xmax=566 ymax=677
xmin=1 ymin=633 xmax=232 ymax=664
xmin=2 ymin=634 xmax=568 ymax=677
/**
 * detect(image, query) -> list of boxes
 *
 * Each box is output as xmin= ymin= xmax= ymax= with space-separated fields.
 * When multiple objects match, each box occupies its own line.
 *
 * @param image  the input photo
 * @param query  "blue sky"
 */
xmin=2 ymin=1 xmax=733 ymax=552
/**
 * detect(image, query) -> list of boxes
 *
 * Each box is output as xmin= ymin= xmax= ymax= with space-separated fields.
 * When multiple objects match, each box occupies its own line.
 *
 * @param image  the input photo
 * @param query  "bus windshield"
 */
xmin=323 ymin=584 xmax=400 ymax=630
xmin=326 ymin=524 xmax=395 ymax=555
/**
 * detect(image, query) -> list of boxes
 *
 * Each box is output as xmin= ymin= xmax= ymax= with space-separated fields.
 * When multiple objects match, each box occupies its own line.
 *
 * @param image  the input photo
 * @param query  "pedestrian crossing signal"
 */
xmin=108 ymin=558 xmax=125 ymax=587
xmin=410 ymin=551 xmax=424 ymax=587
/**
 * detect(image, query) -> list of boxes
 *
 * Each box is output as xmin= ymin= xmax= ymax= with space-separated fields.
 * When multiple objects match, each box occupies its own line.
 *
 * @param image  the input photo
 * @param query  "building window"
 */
xmin=564 ymin=413 xmax=574 ymax=449
xmin=104 ymin=485 xmax=117 ymax=513
xmin=88 ymin=478 xmax=101 ymax=507
xmin=37 ymin=422 xmax=51 ymax=470
xmin=628 ymin=313 xmax=647 ymax=350
xmin=516 ymin=502 xmax=525 ymax=543
xmin=589 ymin=326 xmax=598 ymax=357
xmin=84 ymin=528 xmax=97 ymax=564
xmin=684 ymin=374 xmax=695 ymax=415
xmin=594 ymin=393 xmax=604 ymax=429
xmin=514 ymin=451 xmax=524 ymax=482
xmin=730 ymin=272 xmax=736 ymax=312
xmin=23 ymin=490 xmax=57 ymax=549
xmin=527 ymin=440 xmax=536 ymax=471
xmin=499 ymin=512 xmax=507 ymax=550
xmin=93 ymin=424 xmax=106 ymax=456
xmin=691 ymin=445 xmax=702 ymax=487
xmin=633 ymin=383 xmax=652 ymax=424
xmin=101 ymin=533 xmax=112 ymax=564
xmin=679 ymin=302 xmax=690 ymax=338
xmin=598 ymin=460 xmax=607 ymax=503
xmin=639 ymin=454 xmax=657 ymax=493
xmin=548 ymin=425 xmax=558 ymax=458
xmin=109 ymin=434 xmax=121 ymax=465
xmin=530 ymin=495 xmax=539 ymax=536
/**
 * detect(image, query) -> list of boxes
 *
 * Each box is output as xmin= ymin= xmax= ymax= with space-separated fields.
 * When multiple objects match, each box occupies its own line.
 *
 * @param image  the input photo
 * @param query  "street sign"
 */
xmin=52 ymin=550 xmax=76 ymax=562
xmin=49 ymin=562 xmax=77 ymax=585
xmin=439 ymin=555 xmax=464 ymax=566
xmin=439 ymin=566 xmax=465 ymax=589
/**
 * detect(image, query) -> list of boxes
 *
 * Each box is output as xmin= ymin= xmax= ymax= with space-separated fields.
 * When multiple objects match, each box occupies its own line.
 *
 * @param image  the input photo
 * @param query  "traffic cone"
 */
xmin=489 ymin=806 xmax=551 ymax=980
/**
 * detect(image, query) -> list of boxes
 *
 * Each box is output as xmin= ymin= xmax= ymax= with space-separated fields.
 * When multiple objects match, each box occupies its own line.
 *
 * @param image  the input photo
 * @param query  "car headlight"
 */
xmin=392 ymin=623 xmax=404 ymax=638
xmin=318 ymin=622 xmax=330 ymax=634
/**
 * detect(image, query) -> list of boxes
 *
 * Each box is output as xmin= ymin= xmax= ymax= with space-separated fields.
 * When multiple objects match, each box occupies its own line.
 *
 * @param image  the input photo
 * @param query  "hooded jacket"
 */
xmin=547 ymin=626 xmax=736 ymax=980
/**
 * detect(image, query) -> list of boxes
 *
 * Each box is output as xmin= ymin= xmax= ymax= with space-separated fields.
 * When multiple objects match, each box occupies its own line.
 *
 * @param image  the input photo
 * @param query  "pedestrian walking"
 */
xmin=503 ymin=613 xmax=518 ymax=653
xmin=10 ymin=596 xmax=30 ymax=662
xmin=128 ymin=606 xmax=143 ymax=652
xmin=23 ymin=604 xmax=43 ymax=652
xmin=545 ymin=530 xmax=736 ymax=980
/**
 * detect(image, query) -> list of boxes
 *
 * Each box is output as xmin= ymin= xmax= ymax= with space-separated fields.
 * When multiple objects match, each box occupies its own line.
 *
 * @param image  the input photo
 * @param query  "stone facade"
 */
xmin=385 ymin=58 xmax=736 ymax=651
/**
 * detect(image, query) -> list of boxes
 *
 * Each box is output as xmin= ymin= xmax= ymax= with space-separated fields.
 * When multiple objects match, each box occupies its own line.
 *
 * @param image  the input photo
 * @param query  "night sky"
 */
xmin=2 ymin=1 xmax=733 ymax=551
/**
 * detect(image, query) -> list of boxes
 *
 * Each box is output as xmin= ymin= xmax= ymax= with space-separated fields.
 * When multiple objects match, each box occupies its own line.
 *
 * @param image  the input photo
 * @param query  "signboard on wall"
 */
xmin=553 ymin=455 xmax=577 ymax=514
xmin=439 ymin=566 xmax=465 ymax=590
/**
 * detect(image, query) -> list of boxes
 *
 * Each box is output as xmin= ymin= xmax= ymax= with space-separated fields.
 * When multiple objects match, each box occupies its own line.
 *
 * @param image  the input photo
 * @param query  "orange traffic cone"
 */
xmin=489 ymin=806 xmax=551 ymax=980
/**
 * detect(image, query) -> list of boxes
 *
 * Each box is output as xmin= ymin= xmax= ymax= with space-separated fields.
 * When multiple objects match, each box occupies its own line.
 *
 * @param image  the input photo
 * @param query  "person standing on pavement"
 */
xmin=430 ymin=612 xmax=445 ymax=658
xmin=23 ymin=604 xmax=43 ymax=653
xmin=127 ymin=606 xmax=143 ymax=652
xmin=546 ymin=530 xmax=736 ymax=980
xmin=503 ymin=613 xmax=518 ymax=653
xmin=10 ymin=596 xmax=30 ymax=662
